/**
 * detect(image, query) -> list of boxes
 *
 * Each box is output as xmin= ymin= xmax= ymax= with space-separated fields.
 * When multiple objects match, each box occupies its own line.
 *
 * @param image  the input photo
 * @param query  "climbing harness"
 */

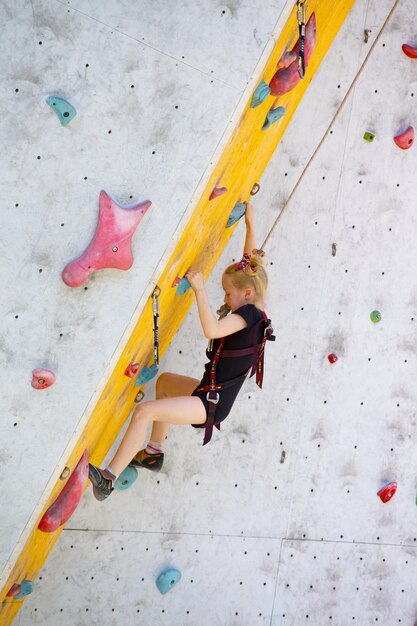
xmin=297 ymin=1 xmax=307 ymax=79
xmin=195 ymin=312 xmax=275 ymax=445
xmin=135 ymin=286 xmax=161 ymax=386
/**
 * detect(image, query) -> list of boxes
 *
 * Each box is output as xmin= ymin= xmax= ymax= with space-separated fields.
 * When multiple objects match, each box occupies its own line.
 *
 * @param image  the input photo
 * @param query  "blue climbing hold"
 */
xmin=176 ymin=278 xmax=191 ymax=295
xmin=262 ymin=106 xmax=285 ymax=130
xmin=156 ymin=568 xmax=182 ymax=595
xmin=14 ymin=580 xmax=35 ymax=600
xmin=226 ymin=202 xmax=246 ymax=228
xmin=115 ymin=465 xmax=138 ymax=490
xmin=250 ymin=80 xmax=271 ymax=108
xmin=135 ymin=364 xmax=159 ymax=386
xmin=46 ymin=96 xmax=77 ymax=126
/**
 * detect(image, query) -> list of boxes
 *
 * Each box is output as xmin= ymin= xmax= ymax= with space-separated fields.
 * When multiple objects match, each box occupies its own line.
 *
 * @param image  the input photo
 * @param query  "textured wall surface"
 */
xmin=9 ymin=0 xmax=417 ymax=624
xmin=15 ymin=0 xmax=417 ymax=624
xmin=0 ymin=0 xmax=290 ymax=584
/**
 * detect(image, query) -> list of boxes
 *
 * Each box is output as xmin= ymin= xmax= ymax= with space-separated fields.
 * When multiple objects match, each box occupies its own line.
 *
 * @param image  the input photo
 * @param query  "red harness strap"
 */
xmin=196 ymin=312 xmax=275 ymax=445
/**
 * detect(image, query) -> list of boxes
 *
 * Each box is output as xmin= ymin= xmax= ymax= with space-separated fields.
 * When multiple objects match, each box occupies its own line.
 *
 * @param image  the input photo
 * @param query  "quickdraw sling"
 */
xmin=196 ymin=311 xmax=276 ymax=445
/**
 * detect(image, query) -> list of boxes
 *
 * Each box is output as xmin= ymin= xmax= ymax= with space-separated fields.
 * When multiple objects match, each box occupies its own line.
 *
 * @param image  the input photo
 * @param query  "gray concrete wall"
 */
xmin=0 ymin=0 xmax=289 ymax=581
xmin=9 ymin=0 xmax=417 ymax=624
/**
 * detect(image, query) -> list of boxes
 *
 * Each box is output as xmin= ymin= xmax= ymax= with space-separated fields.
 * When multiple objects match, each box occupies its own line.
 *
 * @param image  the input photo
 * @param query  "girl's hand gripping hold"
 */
xmin=185 ymin=268 xmax=205 ymax=294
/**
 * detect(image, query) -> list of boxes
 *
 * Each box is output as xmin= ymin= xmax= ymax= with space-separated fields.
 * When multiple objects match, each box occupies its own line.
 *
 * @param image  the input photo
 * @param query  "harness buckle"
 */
xmin=206 ymin=391 xmax=220 ymax=404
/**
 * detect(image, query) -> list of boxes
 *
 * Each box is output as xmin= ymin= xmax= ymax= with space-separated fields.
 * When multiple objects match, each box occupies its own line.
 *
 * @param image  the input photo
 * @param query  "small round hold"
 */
xmin=393 ymin=126 xmax=414 ymax=150
xmin=377 ymin=481 xmax=397 ymax=503
xmin=32 ymin=369 xmax=56 ymax=389
xmin=112 ymin=246 xmax=118 ymax=252
xmin=124 ymin=363 xmax=140 ymax=378
xmin=280 ymin=450 xmax=287 ymax=464
xmin=60 ymin=466 xmax=71 ymax=480
xmin=250 ymin=183 xmax=260 ymax=196
xmin=134 ymin=390 xmax=145 ymax=403
xmin=370 ymin=310 xmax=381 ymax=323
xmin=328 ymin=353 xmax=338 ymax=364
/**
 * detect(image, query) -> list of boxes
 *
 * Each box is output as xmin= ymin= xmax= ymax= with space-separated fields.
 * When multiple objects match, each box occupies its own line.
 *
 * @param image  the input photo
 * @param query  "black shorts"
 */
xmin=190 ymin=379 xmax=246 ymax=429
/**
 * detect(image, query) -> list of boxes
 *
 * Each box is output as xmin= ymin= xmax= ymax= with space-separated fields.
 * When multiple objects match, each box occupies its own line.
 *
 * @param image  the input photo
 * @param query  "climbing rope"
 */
xmin=151 ymin=286 xmax=161 ymax=368
xmin=261 ymin=0 xmax=402 ymax=250
xmin=297 ymin=1 xmax=307 ymax=79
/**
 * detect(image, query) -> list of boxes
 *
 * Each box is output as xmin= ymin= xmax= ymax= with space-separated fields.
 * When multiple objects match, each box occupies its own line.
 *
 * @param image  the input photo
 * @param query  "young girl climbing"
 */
xmin=88 ymin=201 xmax=275 ymax=500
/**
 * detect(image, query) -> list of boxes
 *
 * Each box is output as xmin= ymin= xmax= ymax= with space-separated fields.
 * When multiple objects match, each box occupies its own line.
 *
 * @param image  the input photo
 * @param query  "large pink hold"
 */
xmin=269 ymin=12 xmax=317 ymax=96
xmin=393 ymin=126 xmax=414 ymax=150
xmin=32 ymin=369 xmax=56 ymax=389
xmin=62 ymin=190 xmax=152 ymax=287
xmin=38 ymin=450 xmax=89 ymax=532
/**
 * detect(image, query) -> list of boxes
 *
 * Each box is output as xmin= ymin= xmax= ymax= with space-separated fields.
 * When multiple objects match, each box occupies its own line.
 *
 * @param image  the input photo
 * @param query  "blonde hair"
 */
xmin=223 ymin=249 xmax=268 ymax=307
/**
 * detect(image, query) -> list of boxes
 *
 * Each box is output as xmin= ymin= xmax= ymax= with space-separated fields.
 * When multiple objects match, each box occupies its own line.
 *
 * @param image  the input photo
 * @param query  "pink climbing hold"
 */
xmin=277 ymin=50 xmax=297 ymax=69
xmin=393 ymin=126 xmax=414 ymax=150
xmin=38 ymin=450 xmax=89 ymax=532
xmin=62 ymin=190 xmax=152 ymax=287
xmin=377 ymin=481 xmax=397 ymax=503
xmin=209 ymin=187 xmax=228 ymax=200
xmin=269 ymin=12 xmax=317 ymax=96
xmin=31 ymin=369 xmax=56 ymax=390
xmin=125 ymin=362 xmax=140 ymax=378
xmin=402 ymin=44 xmax=417 ymax=59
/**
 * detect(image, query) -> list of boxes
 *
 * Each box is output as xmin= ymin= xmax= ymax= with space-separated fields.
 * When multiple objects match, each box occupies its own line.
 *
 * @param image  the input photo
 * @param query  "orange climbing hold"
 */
xmin=393 ymin=126 xmax=414 ymax=150
xmin=38 ymin=450 xmax=89 ymax=532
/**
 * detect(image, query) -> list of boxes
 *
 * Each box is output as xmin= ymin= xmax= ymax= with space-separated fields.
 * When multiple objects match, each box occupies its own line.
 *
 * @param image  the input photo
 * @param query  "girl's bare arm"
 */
xmin=243 ymin=201 xmax=256 ymax=255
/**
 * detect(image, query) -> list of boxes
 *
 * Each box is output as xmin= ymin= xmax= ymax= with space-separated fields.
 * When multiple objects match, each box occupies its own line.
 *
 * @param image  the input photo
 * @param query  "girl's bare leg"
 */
xmin=109 ymin=395 xmax=206 ymax=475
xmin=148 ymin=373 xmax=200 ymax=446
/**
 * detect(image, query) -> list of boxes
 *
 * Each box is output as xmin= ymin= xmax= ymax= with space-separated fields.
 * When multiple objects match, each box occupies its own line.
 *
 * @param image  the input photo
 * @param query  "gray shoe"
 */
xmin=88 ymin=463 xmax=114 ymax=501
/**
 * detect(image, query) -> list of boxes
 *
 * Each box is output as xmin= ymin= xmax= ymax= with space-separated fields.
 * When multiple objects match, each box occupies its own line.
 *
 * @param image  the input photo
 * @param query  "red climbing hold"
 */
xmin=328 ymin=354 xmax=338 ymax=364
xmin=269 ymin=12 xmax=317 ymax=96
xmin=38 ymin=450 xmax=89 ymax=532
xmin=209 ymin=187 xmax=228 ymax=200
xmin=377 ymin=482 xmax=397 ymax=503
xmin=402 ymin=44 xmax=417 ymax=59
xmin=62 ymin=191 xmax=152 ymax=287
xmin=124 ymin=363 xmax=140 ymax=378
xmin=7 ymin=584 xmax=21 ymax=597
xmin=31 ymin=369 xmax=56 ymax=389
xmin=393 ymin=126 xmax=414 ymax=150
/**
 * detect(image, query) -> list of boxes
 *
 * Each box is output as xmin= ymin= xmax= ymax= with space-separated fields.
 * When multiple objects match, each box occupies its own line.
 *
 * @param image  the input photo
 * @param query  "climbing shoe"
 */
xmin=130 ymin=449 xmax=164 ymax=472
xmin=88 ymin=464 xmax=114 ymax=501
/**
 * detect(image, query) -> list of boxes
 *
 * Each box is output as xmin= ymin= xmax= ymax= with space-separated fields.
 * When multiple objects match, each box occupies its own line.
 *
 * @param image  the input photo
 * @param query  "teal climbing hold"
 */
xmin=156 ymin=568 xmax=182 ymax=595
xmin=370 ymin=310 xmax=381 ymax=323
xmin=262 ymin=106 xmax=286 ymax=130
xmin=226 ymin=202 xmax=246 ymax=228
xmin=14 ymin=580 xmax=35 ymax=600
xmin=135 ymin=364 xmax=159 ymax=386
xmin=250 ymin=80 xmax=271 ymax=108
xmin=46 ymin=96 xmax=77 ymax=125
xmin=115 ymin=465 xmax=138 ymax=490
xmin=176 ymin=278 xmax=191 ymax=295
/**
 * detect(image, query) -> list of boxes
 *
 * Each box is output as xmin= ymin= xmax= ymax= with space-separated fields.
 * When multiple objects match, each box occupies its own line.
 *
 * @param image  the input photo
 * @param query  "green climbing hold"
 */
xmin=250 ymin=80 xmax=271 ymax=108
xmin=363 ymin=131 xmax=375 ymax=142
xmin=46 ymin=96 xmax=77 ymax=126
xmin=370 ymin=310 xmax=381 ymax=323
xmin=115 ymin=465 xmax=138 ymax=490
